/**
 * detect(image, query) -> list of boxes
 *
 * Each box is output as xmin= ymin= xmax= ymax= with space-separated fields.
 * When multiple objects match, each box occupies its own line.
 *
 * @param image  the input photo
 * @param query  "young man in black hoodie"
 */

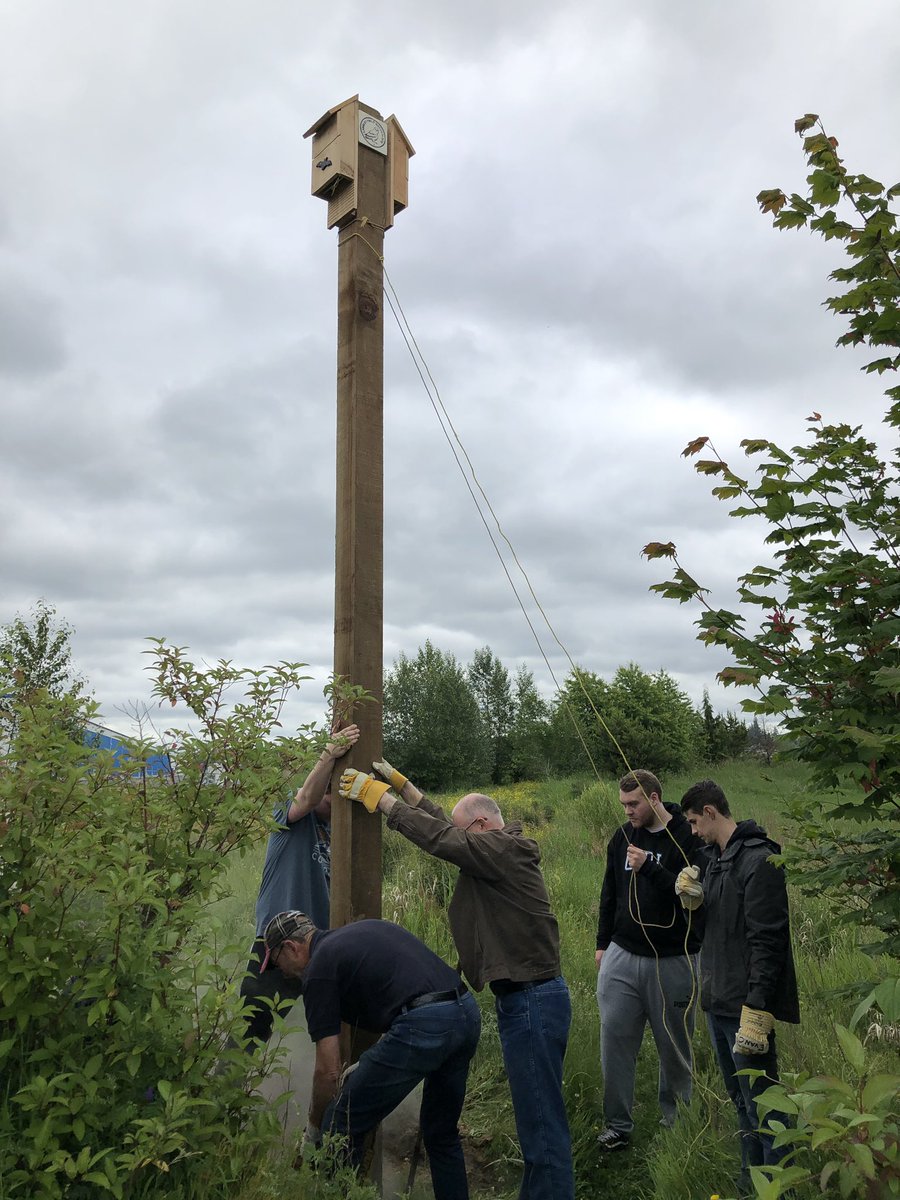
xmin=678 ymin=780 xmax=799 ymax=1197
xmin=595 ymin=769 xmax=704 ymax=1151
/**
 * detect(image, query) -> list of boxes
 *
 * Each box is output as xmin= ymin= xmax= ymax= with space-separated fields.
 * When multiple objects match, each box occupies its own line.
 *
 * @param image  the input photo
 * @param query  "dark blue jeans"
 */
xmin=324 ymin=990 xmax=481 ymax=1200
xmin=707 ymin=1012 xmax=784 ymax=1184
xmin=495 ymin=977 xmax=574 ymax=1200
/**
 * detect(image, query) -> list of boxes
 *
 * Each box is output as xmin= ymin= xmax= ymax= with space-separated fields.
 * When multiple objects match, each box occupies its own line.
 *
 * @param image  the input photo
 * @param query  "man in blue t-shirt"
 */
xmin=262 ymin=911 xmax=481 ymax=1200
xmin=238 ymin=722 xmax=359 ymax=1044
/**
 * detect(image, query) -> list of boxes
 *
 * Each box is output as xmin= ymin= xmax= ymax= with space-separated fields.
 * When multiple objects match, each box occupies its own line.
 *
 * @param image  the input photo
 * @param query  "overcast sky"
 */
xmin=2 ymin=0 xmax=898 ymax=744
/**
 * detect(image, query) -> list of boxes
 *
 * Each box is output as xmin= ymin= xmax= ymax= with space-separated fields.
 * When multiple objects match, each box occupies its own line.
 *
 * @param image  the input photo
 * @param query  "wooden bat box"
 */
xmin=304 ymin=96 xmax=413 ymax=230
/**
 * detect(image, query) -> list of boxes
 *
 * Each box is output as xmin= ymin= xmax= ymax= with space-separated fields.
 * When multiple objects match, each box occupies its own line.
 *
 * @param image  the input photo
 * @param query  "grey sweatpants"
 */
xmin=596 ymin=942 xmax=697 ymax=1135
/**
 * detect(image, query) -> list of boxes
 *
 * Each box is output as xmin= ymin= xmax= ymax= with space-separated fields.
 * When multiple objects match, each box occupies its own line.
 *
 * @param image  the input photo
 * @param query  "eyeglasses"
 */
xmin=463 ymin=816 xmax=486 ymax=832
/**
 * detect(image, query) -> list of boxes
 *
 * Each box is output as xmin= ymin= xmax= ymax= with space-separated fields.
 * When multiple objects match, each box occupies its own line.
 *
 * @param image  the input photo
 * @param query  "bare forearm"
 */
xmin=308 ymin=1034 xmax=342 ymax=1128
xmin=309 ymin=1068 xmax=339 ymax=1128
xmin=290 ymin=724 xmax=361 ymax=822
xmin=288 ymin=752 xmax=333 ymax=822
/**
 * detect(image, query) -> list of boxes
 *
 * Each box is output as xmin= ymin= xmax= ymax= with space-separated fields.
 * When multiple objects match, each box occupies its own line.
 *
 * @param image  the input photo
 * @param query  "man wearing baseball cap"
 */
xmin=262 ymin=910 xmax=480 ymax=1200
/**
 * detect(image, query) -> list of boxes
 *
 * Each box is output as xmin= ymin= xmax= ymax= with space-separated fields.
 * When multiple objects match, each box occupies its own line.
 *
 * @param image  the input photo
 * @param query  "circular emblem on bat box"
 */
xmin=359 ymin=114 xmax=388 ymax=155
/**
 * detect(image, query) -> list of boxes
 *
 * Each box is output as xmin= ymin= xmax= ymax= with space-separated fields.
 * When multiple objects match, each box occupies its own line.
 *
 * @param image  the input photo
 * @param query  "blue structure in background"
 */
xmin=82 ymin=720 xmax=170 ymax=777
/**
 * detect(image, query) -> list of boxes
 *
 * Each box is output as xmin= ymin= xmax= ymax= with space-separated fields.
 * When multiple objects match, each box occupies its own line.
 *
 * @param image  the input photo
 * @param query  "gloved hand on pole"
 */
xmin=372 ymin=758 xmax=408 ymax=793
xmin=339 ymin=768 xmax=391 ymax=813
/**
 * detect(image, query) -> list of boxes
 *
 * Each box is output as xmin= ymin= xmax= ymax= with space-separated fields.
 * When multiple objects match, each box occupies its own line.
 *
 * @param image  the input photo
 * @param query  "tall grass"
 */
xmin=209 ymin=760 xmax=897 ymax=1199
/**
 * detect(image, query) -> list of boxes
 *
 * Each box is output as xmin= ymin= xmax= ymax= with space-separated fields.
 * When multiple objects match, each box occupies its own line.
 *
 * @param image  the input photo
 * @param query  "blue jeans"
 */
xmin=707 ymin=1012 xmax=784 ymax=1185
xmin=324 ymin=990 xmax=481 ymax=1200
xmin=495 ymin=977 xmax=574 ymax=1200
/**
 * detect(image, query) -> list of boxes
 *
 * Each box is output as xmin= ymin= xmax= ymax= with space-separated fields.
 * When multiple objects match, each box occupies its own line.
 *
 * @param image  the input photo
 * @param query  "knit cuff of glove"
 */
xmin=360 ymin=778 xmax=391 ymax=813
xmin=733 ymin=1005 xmax=774 ymax=1055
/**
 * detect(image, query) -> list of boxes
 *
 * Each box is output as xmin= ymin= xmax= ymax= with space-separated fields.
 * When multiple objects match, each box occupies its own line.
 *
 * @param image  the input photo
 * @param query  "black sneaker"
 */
xmin=597 ymin=1127 xmax=630 ymax=1152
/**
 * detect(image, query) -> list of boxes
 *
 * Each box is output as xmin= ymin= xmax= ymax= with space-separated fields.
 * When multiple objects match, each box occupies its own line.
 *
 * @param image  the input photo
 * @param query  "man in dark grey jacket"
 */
xmin=338 ymin=760 xmax=574 ymax=1200
xmin=679 ymin=779 xmax=799 ymax=1198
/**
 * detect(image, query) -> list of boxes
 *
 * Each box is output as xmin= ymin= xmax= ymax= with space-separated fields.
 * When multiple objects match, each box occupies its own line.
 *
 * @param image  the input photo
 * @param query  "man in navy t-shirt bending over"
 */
xmin=261 ymin=911 xmax=481 ymax=1200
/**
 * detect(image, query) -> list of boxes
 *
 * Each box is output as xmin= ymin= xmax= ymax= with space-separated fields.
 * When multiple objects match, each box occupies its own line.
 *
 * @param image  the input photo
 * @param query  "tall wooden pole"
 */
xmin=329 ymin=147 xmax=387 ymax=930
xmin=305 ymin=96 xmax=412 ymax=932
xmin=303 ymin=103 xmax=412 ymax=1185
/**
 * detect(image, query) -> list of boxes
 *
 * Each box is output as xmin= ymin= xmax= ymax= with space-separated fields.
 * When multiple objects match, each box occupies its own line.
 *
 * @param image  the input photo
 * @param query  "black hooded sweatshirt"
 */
xmin=698 ymin=819 xmax=800 ymax=1022
xmin=596 ymin=803 xmax=704 ymax=957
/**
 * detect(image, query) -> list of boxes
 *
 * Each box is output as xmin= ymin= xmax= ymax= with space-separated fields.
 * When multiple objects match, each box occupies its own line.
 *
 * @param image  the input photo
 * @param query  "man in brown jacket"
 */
xmin=339 ymin=760 xmax=574 ymax=1200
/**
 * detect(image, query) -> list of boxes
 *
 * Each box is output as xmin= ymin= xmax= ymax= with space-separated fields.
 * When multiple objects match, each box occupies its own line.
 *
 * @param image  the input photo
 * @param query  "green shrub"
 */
xmin=0 ymin=648 xmax=340 ymax=1199
xmin=754 ymin=1021 xmax=900 ymax=1198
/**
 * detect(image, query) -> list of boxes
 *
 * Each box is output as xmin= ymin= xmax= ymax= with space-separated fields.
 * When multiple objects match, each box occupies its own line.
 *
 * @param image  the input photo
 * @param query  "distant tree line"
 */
xmin=382 ymin=641 xmax=769 ymax=791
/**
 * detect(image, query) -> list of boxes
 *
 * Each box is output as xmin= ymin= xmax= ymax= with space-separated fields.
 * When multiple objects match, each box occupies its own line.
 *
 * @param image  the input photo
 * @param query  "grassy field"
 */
xmin=210 ymin=759 xmax=896 ymax=1200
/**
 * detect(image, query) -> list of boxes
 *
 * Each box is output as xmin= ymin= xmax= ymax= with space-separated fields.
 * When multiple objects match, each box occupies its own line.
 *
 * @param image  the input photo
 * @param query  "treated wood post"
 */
xmin=304 ymin=106 xmax=414 ymax=1194
xmin=329 ymin=157 xmax=387 ymax=930
xmin=304 ymin=97 xmax=413 ymax=933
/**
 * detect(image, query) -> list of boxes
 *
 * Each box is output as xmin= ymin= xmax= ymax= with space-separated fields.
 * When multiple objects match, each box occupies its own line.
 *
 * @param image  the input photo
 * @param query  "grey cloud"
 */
xmin=1 ymin=0 xmax=897 ymax=741
xmin=0 ymin=274 xmax=66 ymax=376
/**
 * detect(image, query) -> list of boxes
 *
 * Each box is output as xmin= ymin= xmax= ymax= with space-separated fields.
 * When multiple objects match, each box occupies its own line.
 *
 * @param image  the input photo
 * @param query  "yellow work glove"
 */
xmin=372 ymin=758 xmax=409 ymax=794
xmin=733 ymin=1005 xmax=775 ymax=1055
xmin=339 ymin=769 xmax=390 ymax=813
xmin=675 ymin=865 xmax=704 ymax=911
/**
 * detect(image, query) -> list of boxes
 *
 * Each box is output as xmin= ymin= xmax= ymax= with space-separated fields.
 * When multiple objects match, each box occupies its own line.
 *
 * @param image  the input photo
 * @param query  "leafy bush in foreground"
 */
xmin=0 ymin=647 xmax=327 ymax=1198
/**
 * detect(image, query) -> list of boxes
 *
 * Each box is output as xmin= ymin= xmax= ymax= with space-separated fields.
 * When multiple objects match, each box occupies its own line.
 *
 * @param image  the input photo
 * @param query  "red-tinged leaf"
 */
xmin=757 ymin=188 xmax=787 ymax=215
xmin=642 ymin=542 xmax=677 ymax=560
xmin=806 ymin=412 xmax=822 ymax=422
xmin=717 ymin=667 xmax=762 ymax=687
xmin=682 ymin=436 xmax=709 ymax=458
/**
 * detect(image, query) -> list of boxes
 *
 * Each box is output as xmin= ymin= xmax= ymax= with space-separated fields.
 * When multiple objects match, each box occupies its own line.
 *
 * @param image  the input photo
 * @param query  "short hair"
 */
xmin=464 ymin=794 xmax=502 ymax=822
xmin=680 ymin=780 xmax=731 ymax=817
xmin=619 ymin=770 xmax=663 ymax=801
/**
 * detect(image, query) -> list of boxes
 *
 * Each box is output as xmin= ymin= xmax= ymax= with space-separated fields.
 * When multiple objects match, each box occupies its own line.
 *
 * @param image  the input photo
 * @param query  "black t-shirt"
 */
xmin=301 ymin=919 xmax=462 ymax=1042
